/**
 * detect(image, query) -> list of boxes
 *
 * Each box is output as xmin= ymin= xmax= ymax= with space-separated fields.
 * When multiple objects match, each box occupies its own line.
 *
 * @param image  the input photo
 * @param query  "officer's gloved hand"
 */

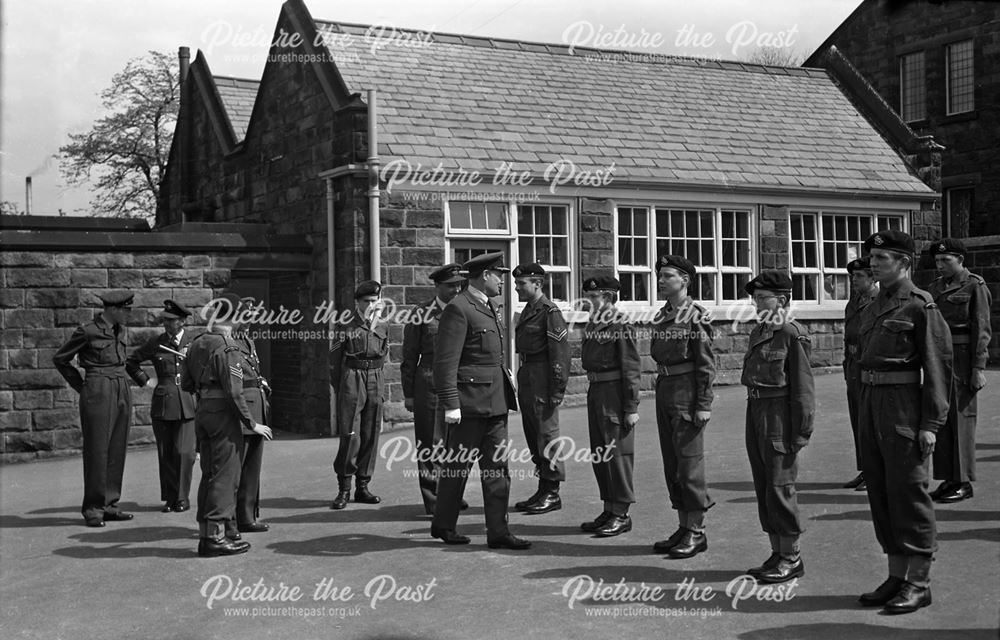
xmin=444 ymin=408 xmax=462 ymax=424
xmin=622 ymin=412 xmax=639 ymax=435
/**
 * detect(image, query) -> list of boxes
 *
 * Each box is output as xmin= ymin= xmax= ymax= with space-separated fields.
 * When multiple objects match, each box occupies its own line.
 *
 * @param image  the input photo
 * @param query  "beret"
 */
xmin=863 ymin=230 xmax=914 ymax=257
xmin=744 ymin=270 xmax=793 ymax=295
xmin=929 ymin=238 xmax=966 ymax=258
xmin=430 ymin=263 xmax=466 ymax=284
xmin=463 ymin=252 xmax=509 ymax=274
xmin=582 ymin=275 xmax=620 ymax=292
xmin=99 ymin=291 xmax=134 ymax=307
xmin=655 ymin=254 xmax=697 ymax=278
xmin=159 ymin=299 xmax=191 ymax=319
xmin=355 ymin=280 xmax=382 ymax=298
xmin=512 ymin=262 xmax=546 ymax=278
xmin=846 ymin=258 xmax=873 ymax=275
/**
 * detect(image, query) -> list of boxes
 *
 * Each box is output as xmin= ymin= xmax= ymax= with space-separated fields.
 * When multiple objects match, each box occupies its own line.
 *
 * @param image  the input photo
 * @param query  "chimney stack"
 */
xmin=25 ymin=176 xmax=32 ymax=215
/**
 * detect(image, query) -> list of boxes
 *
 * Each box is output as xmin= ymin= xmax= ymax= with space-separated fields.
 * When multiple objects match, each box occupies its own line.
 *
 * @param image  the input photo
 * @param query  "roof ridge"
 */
xmin=211 ymin=74 xmax=262 ymax=85
xmin=314 ymin=19 xmax=826 ymax=76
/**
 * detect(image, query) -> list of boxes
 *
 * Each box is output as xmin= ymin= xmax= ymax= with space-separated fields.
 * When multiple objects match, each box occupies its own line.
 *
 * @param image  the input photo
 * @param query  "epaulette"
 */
xmin=224 ymin=345 xmax=240 ymax=353
xmin=547 ymin=305 xmax=561 ymax=313
xmin=787 ymin=320 xmax=811 ymax=340
xmin=969 ymin=273 xmax=986 ymax=285
xmin=910 ymin=288 xmax=937 ymax=308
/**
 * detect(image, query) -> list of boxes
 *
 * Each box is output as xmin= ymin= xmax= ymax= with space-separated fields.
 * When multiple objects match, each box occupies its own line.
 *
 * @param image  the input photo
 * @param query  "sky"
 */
xmin=0 ymin=0 xmax=863 ymax=217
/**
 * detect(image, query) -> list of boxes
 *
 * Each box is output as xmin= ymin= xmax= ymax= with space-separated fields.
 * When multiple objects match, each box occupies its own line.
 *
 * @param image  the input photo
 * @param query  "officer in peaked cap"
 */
xmin=511 ymin=262 xmax=571 ymax=515
xmin=401 ymin=263 xmax=469 ymax=514
xmin=927 ymin=238 xmax=991 ymax=504
xmin=330 ymin=280 xmax=390 ymax=509
xmin=740 ymin=270 xmax=815 ymax=583
xmin=854 ymin=231 xmax=952 ymax=613
xmin=579 ymin=274 xmax=642 ymax=537
xmin=53 ymin=290 xmax=147 ymax=527
xmin=650 ymin=255 xmax=716 ymax=559
xmin=842 ymin=258 xmax=878 ymax=492
xmin=126 ymin=300 xmax=199 ymax=513
xmin=431 ymin=251 xmax=530 ymax=550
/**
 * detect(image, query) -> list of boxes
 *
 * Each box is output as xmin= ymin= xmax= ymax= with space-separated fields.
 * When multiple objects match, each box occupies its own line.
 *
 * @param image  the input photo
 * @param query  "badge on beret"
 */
xmin=873 ymin=235 xmax=884 ymax=246
xmin=939 ymin=244 xmax=946 ymax=252
xmin=587 ymin=280 xmax=596 ymax=289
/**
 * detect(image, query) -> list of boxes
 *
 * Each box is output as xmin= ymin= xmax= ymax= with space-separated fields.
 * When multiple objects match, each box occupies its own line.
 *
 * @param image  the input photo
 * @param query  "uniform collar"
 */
xmin=466 ymin=285 xmax=489 ymax=305
xmin=942 ymin=268 xmax=970 ymax=290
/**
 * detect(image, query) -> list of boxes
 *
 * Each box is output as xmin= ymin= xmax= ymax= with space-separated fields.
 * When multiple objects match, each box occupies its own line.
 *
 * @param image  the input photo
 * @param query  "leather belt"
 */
xmin=587 ymin=370 xmax=622 ymax=383
xmin=951 ymin=334 xmax=970 ymax=345
xmin=860 ymin=370 xmax=921 ymax=386
xmin=656 ymin=361 xmax=695 ymax=376
xmin=519 ymin=353 xmax=547 ymax=364
xmin=345 ymin=357 xmax=384 ymax=370
xmin=199 ymin=389 xmax=228 ymax=399
xmin=85 ymin=369 xmax=126 ymax=379
xmin=242 ymin=379 xmax=261 ymax=388
xmin=746 ymin=386 xmax=789 ymax=399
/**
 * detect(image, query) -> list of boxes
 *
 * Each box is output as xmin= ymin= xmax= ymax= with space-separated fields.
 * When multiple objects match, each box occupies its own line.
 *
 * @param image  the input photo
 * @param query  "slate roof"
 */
xmin=213 ymin=75 xmax=259 ymax=142
xmin=317 ymin=21 xmax=933 ymax=196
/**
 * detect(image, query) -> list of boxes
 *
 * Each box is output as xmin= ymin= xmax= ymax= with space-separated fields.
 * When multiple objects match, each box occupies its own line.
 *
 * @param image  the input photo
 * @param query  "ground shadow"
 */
xmin=0 ymin=514 xmax=82 ymax=528
xmin=975 ymin=454 xmax=1000 ymax=463
xmin=975 ymin=442 xmax=1000 ymax=451
xmin=53 ymin=544 xmax=194 ymax=559
xmin=268 ymin=533 xmax=463 ymax=557
xmin=738 ymin=623 xmax=996 ymax=640
xmin=712 ymin=482 xmax=845 ymax=493
xmin=263 ymin=503 xmax=446 ymax=525
xmin=937 ymin=527 xmax=1000 ymax=543
xmin=25 ymin=501 xmax=156 ymax=516
xmin=67 ymin=525 xmax=195 ymax=544
xmin=257 ymin=497 xmax=332 ymax=510
xmin=814 ymin=509 xmax=998 ymax=523
xmin=728 ymin=493 xmax=870 ymax=506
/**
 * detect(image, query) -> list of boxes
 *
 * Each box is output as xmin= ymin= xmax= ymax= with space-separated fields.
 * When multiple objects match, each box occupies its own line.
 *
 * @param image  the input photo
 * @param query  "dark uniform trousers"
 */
xmin=656 ymin=375 xmax=712 ymax=514
xmin=581 ymin=313 xmax=641 ymax=515
xmin=929 ymin=269 xmax=991 ymax=483
xmin=413 ymin=366 xmax=441 ymax=507
xmin=517 ymin=362 xmax=565 ymax=482
xmin=235 ymin=336 xmax=269 ymax=526
xmin=152 ymin=418 xmax=197 ymax=503
xmin=195 ymin=398 xmax=243 ymax=528
xmin=741 ymin=320 xmax=814 ymax=542
xmin=856 ymin=280 xmax=951 ymax=563
xmin=334 ymin=367 xmax=383 ymax=480
xmin=53 ymin=314 xmax=145 ymax=521
xmin=844 ymin=291 xmax=875 ymax=471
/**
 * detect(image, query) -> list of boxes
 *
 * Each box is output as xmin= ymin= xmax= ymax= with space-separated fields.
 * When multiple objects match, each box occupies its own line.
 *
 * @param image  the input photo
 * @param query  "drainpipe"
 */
xmin=367 ymin=89 xmax=380 ymax=282
xmin=178 ymin=47 xmax=190 ymax=222
xmin=326 ymin=178 xmax=336 ymax=314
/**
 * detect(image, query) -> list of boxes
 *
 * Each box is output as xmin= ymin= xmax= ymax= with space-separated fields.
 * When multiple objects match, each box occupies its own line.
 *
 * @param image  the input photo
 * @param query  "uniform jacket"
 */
xmin=857 ymin=279 xmax=953 ymax=434
xmin=329 ymin=309 xmax=389 ymax=390
xmin=581 ymin=307 xmax=641 ymax=414
xmin=515 ymin=294 xmax=571 ymax=403
xmin=235 ymin=333 xmax=270 ymax=433
xmin=433 ymin=289 xmax=517 ymax=417
xmin=741 ymin=318 xmax=815 ymax=450
xmin=125 ymin=329 xmax=198 ymax=420
xmin=928 ymin=268 xmax=992 ymax=378
xmin=649 ymin=297 xmax=715 ymax=414
xmin=843 ymin=287 xmax=878 ymax=380
xmin=180 ymin=329 xmax=255 ymax=429
xmin=53 ymin=313 xmax=146 ymax=393
xmin=400 ymin=298 xmax=444 ymax=398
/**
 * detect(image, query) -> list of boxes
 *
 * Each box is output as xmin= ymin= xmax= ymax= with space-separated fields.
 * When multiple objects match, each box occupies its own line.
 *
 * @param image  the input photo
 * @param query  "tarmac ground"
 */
xmin=2 ymin=371 xmax=998 ymax=640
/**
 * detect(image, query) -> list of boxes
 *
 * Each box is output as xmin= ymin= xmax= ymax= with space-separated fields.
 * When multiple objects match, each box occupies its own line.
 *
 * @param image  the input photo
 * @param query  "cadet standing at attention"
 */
xmin=125 ymin=300 xmax=198 ymax=514
xmin=182 ymin=293 xmax=272 ymax=557
xmin=741 ymin=270 xmax=814 ymax=584
xmin=855 ymin=230 xmax=951 ymax=614
xmin=400 ymin=263 xmax=468 ymax=515
xmin=53 ymin=291 xmax=147 ymax=527
xmin=927 ymin=238 xmax=991 ymax=504
xmin=842 ymin=258 xmax=879 ymax=492
xmin=649 ymin=255 xmax=716 ymax=559
xmin=512 ymin=262 xmax=571 ymax=516
xmin=579 ymin=275 xmax=641 ymax=538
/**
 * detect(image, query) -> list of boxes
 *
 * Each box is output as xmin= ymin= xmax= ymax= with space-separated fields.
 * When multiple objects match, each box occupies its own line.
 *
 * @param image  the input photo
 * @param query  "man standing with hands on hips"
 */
xmin=431 ymin=252 xmax=530 ymax=550
xmin=512 ymin=262 xmax=571 ymax=516
xmin=856 ymin=230 xmax=951 ymax=614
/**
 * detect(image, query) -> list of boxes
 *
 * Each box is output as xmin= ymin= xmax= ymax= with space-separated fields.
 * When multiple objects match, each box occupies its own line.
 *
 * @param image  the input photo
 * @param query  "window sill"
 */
xmin=941 ymin=110 xmax=978 ymax=124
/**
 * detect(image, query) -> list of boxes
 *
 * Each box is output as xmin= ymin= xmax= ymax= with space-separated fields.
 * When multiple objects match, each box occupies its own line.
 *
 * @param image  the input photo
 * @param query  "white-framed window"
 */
xmin=517 ymin=204 xmax=572 ymax=301
xmin=447 ymin=201 xmax=510 ymax=235
xmin=790 ymin=211 xmax=907 ymax=303
xmin=615 ymin=205 xmax=754 ymax=305
xmin=946 ymin=39 xmax=974 ymax=115
xmin=899 ymin=51 xmax=926 ymax=122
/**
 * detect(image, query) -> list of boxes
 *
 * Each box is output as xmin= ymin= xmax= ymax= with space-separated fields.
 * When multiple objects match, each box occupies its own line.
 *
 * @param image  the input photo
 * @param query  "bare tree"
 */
xmin=60 ymin=51 xmax=178 ymax=218
xmin=1 ymin=200 xmax=24 ymax=216
xmin=744 ymin=45 xmax=805 ymax=67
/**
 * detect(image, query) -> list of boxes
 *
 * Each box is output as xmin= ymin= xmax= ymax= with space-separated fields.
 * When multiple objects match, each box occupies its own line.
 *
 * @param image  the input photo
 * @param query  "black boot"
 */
xmin=514 ymin=482 xmax=544 ymax=512
xmin=355 ymin=479 xmax=381 ymax=504
xmin=331 ymin=477 xmax=351 ymax=510
xmin=524 ymin=481 xmax=561 ymax=515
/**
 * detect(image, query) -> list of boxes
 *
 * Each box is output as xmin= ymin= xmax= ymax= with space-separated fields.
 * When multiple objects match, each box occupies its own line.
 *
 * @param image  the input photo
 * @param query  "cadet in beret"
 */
xmin=511 ymin=263 xmax=571 ymax=515
xmin=431 ymin=252 xmax=530 ymax=550
xmin=400 ymin=263 xmax=468 ymax=514
xmin=649 ymin=255 xmax=716 ymax=559
xmin=579 ymin=275 xmax=641 ymax=537
xmin=330 ymin=280 xmax=390 ymax=510
xmin=927 ymin=238 xmax=992 ymax=504
xmin=125 ymin=300 xmax=199 ymax=513
xmin=182 ymin=293 xmax=271 ymax=557
xmin=741 ymin=270 xmax=814 ymax=583
xmin=842 ymin=258 xmax=878 ymax=491
xmin=231 ymin=297 xmax=273 ymax=535
xmin=855 ymin=230 xmax=952 ymax=613
xmin=53 ymin=291 xmax=148 ymax=527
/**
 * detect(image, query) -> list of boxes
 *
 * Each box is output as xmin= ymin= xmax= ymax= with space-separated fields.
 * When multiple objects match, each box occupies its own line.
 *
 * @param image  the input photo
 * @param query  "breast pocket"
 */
xmin=880 ymin=318 xmax=914 ymax=350
xmin=472 ymin=327 xmax=501 ymax=356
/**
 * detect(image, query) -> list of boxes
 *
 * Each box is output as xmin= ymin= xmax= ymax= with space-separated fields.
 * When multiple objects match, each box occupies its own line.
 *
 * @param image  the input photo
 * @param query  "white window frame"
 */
xmin=445 ymin=201 xmax=513 ymax=236
xmin=515 ymin=203 xmax=575 ymax=304
xmin=945 ymin=39 xmax=974 ymax=115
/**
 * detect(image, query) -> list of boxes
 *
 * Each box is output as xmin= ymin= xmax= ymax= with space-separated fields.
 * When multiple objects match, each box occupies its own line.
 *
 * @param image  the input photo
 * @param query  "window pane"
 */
xmin=803 ymin=216 xmax=816 ymax=241
xmin=550 ymin=273 xmax=568 ymax=302
xmin=671 ymin=213 xmax=683 ymax=237
xmin=824 ymin=243 xmax=836 ymax=270
xmin=722 ymin=211 xmax=734 ymax=237
xmin=635 ymin=209 xmax=647 ymax=232
xmin=723 ymin=239 xmax=735 ymax=265
xmin=634 ymin=239 xmax=647 ymax=265
xmin=793 ymin=274 xmax=818 ymax=301
xmin=697 ymin=274 xmax=714 ymax=302
xmin=900 ymin=51 xmax=926 ymax=122
xmin=619 ymin=238 xmax=632 ymax=264
xmin=552 ymin=208 xmax=567 ymax=235
xmin=450 ymin=203 xmax=471 ymax=229
xmin=519 ymin=238 xmax=531 ymax=264
xmin=536 ymin=238 xmax=550 ymax=264
xmin=471 ymin=203 xmax=487 ymax=229
xmin=701 ymin=240 xmax=714 ymax=266
xmin=620 ymin=210 xmax=632 ymax=235
xmin=825 ymin=274 xmax=850 ymax=301
xmin=737 ymin=240 xmax=750 ymax=267
xmin=518 ymin=207 xmax=531 ymax=234
xmin=537 ymin=207 xmax=551 ymax=234
xmin=701 ymin=212 xmax=712 ymax=237
xmin=737 ymin=214 xmax=749 ymax=238
xmin=552 ymin=237 xmax=567 ymax=265
xmin=947 ymin=40 xmax=974 ymax=114
xmin=486 ymin=203 xmax=508 ymax=230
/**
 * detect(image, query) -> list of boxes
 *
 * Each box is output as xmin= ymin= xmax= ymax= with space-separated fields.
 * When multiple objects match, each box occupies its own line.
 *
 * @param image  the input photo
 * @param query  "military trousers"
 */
xmin=151 ymin=417 xmax=196 ymax=505
xmin=195 ymin=399 xmax=243 ymax=537
xmin=413 ymin=367 xmax=441 ymax=509
xmin=236 ymin=433 xmax=264 ymax=525
xmin=334 ymin=367 xmax=383 ymax=481
xmin=79 ymin=372 xmax=132 ymax=520
xmin=745 ymin=397 xmax=803 ymax=536
xmin=517 ymin=361 xmax=565 ymax=482
xmin=586 ymin=381 xmax=635 ymax=510
xmin=934 ymin=345 xmax=978 ymax=482
xmin=655 ymin=375 xmax=713 ymax=513
xmin=859 ymin=383 xmax=937 ymax=557
xmin=844 ymin=359 xmax=863 ymax=471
